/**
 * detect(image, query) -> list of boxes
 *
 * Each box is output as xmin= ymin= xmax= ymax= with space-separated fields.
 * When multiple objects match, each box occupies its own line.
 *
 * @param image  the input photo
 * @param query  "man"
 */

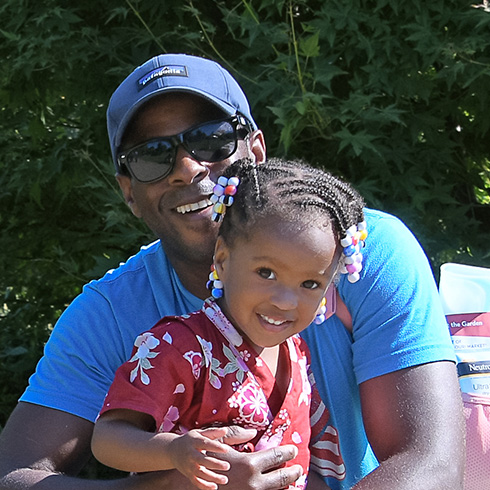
xmin=0 ymin=54 xmax=465 ymax=489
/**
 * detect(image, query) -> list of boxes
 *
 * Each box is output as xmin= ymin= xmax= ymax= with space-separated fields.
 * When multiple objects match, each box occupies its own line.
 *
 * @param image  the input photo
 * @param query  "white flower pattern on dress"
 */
xmin=183 ymin=350 xmax=203 ymax=379
xmin=221 ymin=344 xmax=247 ymax=383
xmin=197 ymin=335 xmax=213 ymax=367
xmin=197 ymin=335 xmax=223 ymax=389
xmin=229 ymin=378 xmax=272 ymax=429
xmin=297 ymin=356 xmax=311 ymax=406
xmin=128 ymin=332 xmax=160 ymax=385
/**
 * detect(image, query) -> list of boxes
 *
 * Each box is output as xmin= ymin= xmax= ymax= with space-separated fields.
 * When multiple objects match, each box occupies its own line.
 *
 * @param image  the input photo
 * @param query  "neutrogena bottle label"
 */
xmin=447 ymin=312 xmax=490 ymax=397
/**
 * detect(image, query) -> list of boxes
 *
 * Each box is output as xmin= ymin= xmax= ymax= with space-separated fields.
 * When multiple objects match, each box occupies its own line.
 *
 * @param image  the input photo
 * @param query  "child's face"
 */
xmin=214 ymin=219 xmax=340 ymax=352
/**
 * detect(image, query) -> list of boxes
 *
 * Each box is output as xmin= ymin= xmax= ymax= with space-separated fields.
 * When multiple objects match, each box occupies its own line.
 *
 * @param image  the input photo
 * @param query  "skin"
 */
xmin=0 ymin=91 xmax=465 ymax=489
xmin=353 ymin=362 xmax=465 ymax=490
xmin=91 ymin=219 xmax=339 ymax=489
xmin=214 ymin=220 xmax=339 ymax=354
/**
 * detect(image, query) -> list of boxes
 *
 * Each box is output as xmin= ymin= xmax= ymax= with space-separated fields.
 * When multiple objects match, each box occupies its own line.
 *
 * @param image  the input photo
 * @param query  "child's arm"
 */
xmin=92 ymin=408 xmax=231 ymax=490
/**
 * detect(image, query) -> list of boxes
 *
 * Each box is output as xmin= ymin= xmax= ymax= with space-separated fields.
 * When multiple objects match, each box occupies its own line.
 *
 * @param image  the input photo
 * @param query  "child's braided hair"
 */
xmin=218 ymin=158 xmax=365 ymax=249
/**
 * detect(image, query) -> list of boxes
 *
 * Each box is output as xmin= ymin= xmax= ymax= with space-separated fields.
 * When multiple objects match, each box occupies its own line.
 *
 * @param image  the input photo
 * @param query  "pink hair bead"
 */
xmin=346 ymin=262 xmax=362 ymax=274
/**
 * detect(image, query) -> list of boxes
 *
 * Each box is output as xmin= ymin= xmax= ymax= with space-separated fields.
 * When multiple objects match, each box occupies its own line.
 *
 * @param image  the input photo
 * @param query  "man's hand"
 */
xmin=209 ymin=425 xmax=303 ymax=489
xmin=216 ymin=444 xmax=302 ymax=489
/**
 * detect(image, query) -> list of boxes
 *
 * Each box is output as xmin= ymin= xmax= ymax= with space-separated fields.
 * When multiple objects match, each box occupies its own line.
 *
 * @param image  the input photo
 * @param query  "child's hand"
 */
xmin=169 ymin=427 xmax=231 ymax=490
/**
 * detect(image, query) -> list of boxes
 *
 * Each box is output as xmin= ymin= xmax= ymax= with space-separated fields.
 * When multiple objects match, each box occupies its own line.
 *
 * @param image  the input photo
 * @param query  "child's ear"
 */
xmin=213 ymin=236 xmax=229 ymax=278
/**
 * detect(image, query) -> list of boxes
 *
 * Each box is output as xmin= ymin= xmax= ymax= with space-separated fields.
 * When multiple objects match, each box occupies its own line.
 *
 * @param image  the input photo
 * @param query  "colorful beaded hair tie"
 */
xmin=211 ymin=176 xmax=240 ymax=223
xmin=314 ymin=297 xmax=327 ymax=324
xmin=339 ymin=221 xmax=368 ymax=283
xmin=206 ymin=264 xmax=223 ymax=299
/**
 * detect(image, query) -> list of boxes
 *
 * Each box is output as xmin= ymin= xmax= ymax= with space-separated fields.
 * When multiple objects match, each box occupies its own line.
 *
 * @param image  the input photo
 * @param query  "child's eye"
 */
xmin=302 ymin=280 xmax=319 ymax=290
xmin=258 ymin=268 xmax=276 ymax=280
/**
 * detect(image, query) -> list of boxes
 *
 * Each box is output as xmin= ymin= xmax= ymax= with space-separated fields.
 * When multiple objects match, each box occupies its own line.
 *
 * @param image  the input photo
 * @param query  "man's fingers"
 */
xmin=253 ymin=444 xmax=298 ymax=472
xmin=207 ymin=442 xmax=301 ymax=490
xmin=265 ymin=464 xmax=303 ymax=490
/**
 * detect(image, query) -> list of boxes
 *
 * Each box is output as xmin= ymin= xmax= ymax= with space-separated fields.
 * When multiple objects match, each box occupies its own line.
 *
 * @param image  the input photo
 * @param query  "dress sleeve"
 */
xmin=100 ymin=320 xmax=202 ymax=432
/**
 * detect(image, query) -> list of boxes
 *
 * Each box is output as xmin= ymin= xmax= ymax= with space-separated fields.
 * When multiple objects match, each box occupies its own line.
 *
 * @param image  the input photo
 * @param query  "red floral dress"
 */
xmin=101 ymin=298 xmax=312 ymax=488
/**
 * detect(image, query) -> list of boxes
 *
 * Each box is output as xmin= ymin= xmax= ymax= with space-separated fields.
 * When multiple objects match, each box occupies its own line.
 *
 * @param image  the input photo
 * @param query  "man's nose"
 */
xmin=166 ymin=146 xmax=209 ymax=185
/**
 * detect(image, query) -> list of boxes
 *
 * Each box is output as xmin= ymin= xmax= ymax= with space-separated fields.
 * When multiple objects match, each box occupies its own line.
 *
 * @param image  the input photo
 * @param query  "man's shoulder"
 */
xmin=87 ymin=240 xmax=163 ymax=291
xmin=363 ymin=207 xmax=421 ymax=252
xmin=364 ymin=207 xmax=406 ymax=230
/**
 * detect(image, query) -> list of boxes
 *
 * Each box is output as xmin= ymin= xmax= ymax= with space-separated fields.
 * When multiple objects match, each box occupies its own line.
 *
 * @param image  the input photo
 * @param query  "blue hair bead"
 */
xmin=217 ymin=176 xmax=229 ymax=186
xmin=222 ymin=195 xmax=234 ymax=206
xmin=343 ymin=245 xmax=356 ymax=257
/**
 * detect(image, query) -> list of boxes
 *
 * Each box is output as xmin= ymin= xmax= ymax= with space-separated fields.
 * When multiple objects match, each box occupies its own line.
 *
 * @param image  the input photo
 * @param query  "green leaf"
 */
xmin=299 ymin=31 xmax=320 ymax=58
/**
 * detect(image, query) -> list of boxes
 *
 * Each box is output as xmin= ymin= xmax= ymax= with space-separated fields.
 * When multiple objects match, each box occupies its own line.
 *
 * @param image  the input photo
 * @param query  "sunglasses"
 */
xmin=117 ymin=115 xmax=251 ymax=183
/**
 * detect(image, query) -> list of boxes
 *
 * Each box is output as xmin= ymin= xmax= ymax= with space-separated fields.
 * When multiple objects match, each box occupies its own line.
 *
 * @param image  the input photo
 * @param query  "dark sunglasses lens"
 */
xmin=127 ymin=140 xmax=175 ymax=182
xmin=185 ymin=120 xmax=237 ymax=162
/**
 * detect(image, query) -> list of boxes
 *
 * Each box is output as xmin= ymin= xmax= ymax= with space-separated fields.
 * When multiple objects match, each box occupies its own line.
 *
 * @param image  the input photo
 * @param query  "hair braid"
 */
xmin=218 ymin=158 xmax=365 ymax=250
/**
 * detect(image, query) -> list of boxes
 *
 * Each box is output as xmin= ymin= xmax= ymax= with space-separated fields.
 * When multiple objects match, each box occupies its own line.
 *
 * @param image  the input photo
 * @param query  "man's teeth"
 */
xmin=176 ymin=198 xmax=212 ymax=214
xmin=261 ymin=315 xmax=286 ymax=326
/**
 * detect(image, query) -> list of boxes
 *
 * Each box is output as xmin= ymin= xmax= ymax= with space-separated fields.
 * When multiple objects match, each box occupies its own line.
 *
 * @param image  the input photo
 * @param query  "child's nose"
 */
xmin=270 ymin=286 xmax=298 ymax=310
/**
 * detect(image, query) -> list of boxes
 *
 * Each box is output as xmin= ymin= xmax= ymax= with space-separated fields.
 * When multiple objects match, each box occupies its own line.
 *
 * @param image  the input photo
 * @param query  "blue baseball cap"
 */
xmin=107 ymin=53 xmax=258 ymax=167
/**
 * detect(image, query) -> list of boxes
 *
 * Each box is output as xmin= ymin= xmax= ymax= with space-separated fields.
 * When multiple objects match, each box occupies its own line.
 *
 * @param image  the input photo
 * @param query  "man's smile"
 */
xmin=176 ymin=198 xmax=213 ymax=214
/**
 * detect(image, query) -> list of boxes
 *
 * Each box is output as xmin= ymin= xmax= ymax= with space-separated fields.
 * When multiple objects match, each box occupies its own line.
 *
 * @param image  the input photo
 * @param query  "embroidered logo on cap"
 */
xmin=138 ymin=65 xmax=188 ymax=89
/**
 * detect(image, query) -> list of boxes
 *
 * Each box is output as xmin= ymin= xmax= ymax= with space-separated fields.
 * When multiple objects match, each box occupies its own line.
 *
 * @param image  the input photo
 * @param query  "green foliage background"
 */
xmin=1 ymin=0 xmax=489 ymax=434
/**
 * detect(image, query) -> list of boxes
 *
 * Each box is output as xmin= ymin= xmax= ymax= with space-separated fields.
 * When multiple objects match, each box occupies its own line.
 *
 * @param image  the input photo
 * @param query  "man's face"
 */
xmin=117 ymin=93 xmax=265 ymax=266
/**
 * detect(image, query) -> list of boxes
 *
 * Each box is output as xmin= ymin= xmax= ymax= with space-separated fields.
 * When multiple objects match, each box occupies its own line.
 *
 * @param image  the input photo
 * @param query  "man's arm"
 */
xmin=0 ymin=402 xmax=302 ymax=490
xmin=354 ymin=361 xmax=465 ymax=490
xmin=305 ymin=470 xmax=331 ymax=490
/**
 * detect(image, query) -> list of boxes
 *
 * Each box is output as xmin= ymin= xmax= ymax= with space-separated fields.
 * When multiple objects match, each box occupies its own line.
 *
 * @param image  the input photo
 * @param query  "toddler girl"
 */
xmin=91 ymin=158 xmax=367 ymax=489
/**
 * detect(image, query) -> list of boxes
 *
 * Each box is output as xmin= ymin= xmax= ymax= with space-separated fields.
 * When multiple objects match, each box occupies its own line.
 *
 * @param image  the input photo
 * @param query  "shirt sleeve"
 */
xmin=341 ymin=210 xmax=456 ymax=384
xmin=20 ymin=284 xmax=135 ymax=422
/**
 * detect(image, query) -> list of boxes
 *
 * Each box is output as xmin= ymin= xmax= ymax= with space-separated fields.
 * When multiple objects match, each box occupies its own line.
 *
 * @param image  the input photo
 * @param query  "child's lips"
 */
xmin=260 ymin=314 xmax=287 ymax=326
xmin=258 ymin=313 xmax=293 ymax=332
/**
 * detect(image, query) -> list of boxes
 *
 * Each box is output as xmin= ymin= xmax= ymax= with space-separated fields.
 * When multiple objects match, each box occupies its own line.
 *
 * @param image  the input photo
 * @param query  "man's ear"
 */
xmin=248 ymin=129 xmax=266 ymax=164
xmin=213 ymin=235 xmax=230 ymax=279
xmin=116 ymin=174 xmax=142 ymax=218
